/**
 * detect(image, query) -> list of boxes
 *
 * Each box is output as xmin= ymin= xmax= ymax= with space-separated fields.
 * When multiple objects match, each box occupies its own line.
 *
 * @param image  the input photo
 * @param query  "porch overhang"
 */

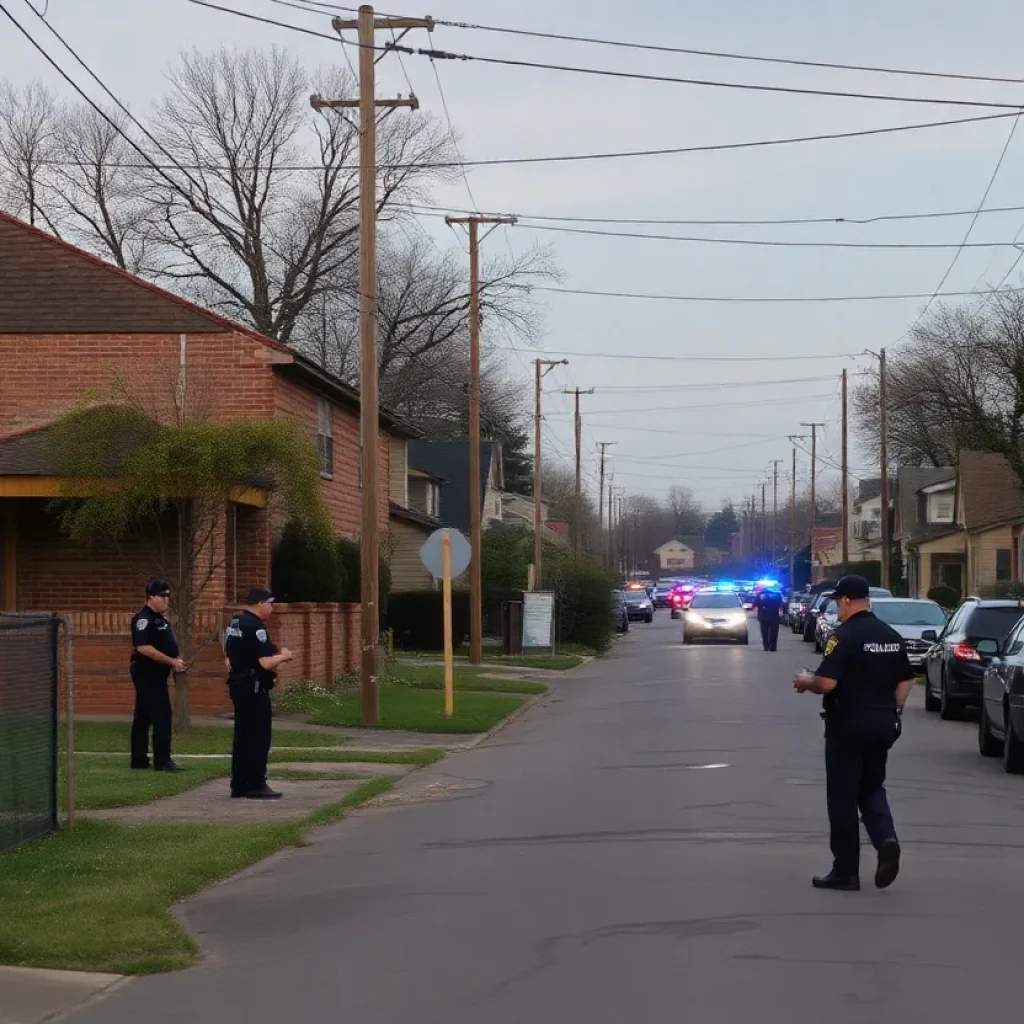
xmin=0 ymin=477 xmax=267 ymax=507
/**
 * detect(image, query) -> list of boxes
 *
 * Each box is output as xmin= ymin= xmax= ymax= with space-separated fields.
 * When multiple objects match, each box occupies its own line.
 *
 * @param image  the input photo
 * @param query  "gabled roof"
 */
xmin=894 ymin=466 xmax=956 ymax=544
xmin=0 ymin=210 xmax=419 ymax=438
xmin=0 ymin=423 xmax=51 ymax=475
xmin=958 ymin=450 xmax=1024 ymax=531
xmin=407 ymin=441 xmax=501 ymax=533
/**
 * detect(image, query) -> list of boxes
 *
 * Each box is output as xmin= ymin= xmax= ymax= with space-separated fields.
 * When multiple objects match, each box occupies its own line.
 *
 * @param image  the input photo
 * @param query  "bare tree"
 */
xmin=666 ymin=485 xmax=705 ymax=538
xmin=0 ymin=80 xmax=60 ymax=233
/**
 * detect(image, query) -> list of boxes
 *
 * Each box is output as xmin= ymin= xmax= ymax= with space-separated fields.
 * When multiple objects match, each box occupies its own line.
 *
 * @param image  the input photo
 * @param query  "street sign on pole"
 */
xmin=420 ymin=528 xmax=471 ymax=580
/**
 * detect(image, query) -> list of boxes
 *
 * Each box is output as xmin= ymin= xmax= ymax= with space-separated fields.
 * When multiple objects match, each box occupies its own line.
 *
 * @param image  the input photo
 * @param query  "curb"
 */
xmin=459 ymin=690 xmax=549 ymax=750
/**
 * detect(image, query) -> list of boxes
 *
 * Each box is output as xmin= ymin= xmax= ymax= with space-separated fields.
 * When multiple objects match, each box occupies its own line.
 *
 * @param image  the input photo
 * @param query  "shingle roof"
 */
xmin=407 ymin=441 xmax=499 ymax=533
xmin=959 ymin=450 xmax=1024 ymax=531
xmin=894 ymin=466 xmax=956 ymax=544
xmin=856 ymin=477 xmax=883 ymax=503
xmin=0 ymin=424 xmax=51 ymax=475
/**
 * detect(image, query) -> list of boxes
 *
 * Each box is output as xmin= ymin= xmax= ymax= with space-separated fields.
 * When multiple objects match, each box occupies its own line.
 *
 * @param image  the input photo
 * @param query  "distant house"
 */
xmin=407 ymin=441 xmax=504 ymax=535
xmin=894 ymin=466 xmax=957 ymax=597
xmin=848 ymin=477 xmax=894 ymax=561
xmin=653 ymin=538 xmax=695 ymax=572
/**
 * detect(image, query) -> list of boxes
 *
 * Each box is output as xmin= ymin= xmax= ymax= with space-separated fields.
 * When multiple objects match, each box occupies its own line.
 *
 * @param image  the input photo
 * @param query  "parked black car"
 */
xmin=623 ymin=589 xmax=655 ymax=623
xmin=977 ymin=630 xmax=1024 ymax=773
xmin=802 ymin=590 xmax=835 ymax=642
xmin=612 ymin=591 xmax=629 ymax=634
xmin=923 ymin=598 xmax=1024 ymax=720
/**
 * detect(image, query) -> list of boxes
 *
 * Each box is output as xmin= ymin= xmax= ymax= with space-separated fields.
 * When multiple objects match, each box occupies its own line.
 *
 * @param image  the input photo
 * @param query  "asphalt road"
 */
xmin=74 ymin=614 xmax=1024 ymax=1023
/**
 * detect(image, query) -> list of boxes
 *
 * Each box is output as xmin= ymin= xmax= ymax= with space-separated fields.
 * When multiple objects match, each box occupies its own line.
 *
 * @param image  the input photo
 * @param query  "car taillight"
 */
xmin=952 ymin=642 xmax=981 ymax=661
xmin=671 ymin=594 xmax=682 ymax=605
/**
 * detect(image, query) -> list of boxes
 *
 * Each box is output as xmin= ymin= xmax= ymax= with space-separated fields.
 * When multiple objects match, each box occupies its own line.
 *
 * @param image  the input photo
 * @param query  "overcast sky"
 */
xmin=4 ymin=0 xmax=1024 ymax=511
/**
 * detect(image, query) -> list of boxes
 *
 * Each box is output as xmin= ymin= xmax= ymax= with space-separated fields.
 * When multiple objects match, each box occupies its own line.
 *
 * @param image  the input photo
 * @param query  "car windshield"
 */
xmin=690 ymin=593 xmax=742 ymax=610
xmin=965 ymin=607 xmax=1024 ymax=638
xmin=823 ymin=601 xmax=838 ymax=616
xmin=623 ymin=592 xmax=648 ymax=604
xmin=871 ymin=601 xmax=946 ymax=626
xmin=870 ymin=587 xmax=893 ymax=598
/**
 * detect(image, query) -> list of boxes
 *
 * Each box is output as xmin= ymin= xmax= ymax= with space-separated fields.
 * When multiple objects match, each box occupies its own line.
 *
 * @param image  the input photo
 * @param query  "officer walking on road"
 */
xmin=793 ymin=575 xmax=916 ymax=891
xmin=130 ymin=579 xmax=186 ymax=772
xmin=754 ymin=586 xmax=784 ymax=651
xmin=224 ymin=588 xmax=294 ymax=800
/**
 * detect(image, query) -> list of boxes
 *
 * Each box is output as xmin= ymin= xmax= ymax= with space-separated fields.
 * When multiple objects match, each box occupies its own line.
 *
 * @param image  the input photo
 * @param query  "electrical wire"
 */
xmin=544 ymin=392 xmax=837 ymax=416
xmin=494 ymin=347 xmax=853 ymax=362
xmin=279 ymin=0 xmax=1024 ymax=88
xmin=190 ymin=3 xmax=1024 ymax=111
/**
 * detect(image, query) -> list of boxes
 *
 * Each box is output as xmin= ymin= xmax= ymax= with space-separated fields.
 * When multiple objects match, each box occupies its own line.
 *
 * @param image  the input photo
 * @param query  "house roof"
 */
xmin=654 ymin=538 xmax=694 ymax=553
xmin=894 ymin=466 xmax=956 ymax=544
xmin=959 ymin=450 xmax=1024 ymax=532
xmin=856 ymin=477 xmax=883 ymax=503
xmin=389 ymin=502 xmax=439 ymax=530
xmin=407 ymin=441 xmax=501 ymax=534
xmin=0 ymin=210 xmax=419 ymax=439
xmin=0 ymin=423 xmax=51 ymax=475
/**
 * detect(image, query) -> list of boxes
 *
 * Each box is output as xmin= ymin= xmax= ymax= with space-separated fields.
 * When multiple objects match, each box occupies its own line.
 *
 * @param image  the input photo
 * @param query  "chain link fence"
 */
xmin=0 ymin=613 xmax=59 ymax=851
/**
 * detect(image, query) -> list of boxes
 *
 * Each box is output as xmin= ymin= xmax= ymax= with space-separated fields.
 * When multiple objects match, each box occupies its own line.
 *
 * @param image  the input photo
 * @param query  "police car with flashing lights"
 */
xmin=682 ymin=586 xmax=749 ymax=645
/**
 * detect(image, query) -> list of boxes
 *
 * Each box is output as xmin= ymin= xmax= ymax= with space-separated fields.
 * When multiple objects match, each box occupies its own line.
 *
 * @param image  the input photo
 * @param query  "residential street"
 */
xmin=72 ymin=615 xmax=1024 ymax=1023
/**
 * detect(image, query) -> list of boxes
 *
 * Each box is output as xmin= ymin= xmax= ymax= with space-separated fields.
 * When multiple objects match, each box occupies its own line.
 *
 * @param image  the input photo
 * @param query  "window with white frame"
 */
xmin=928 ymin=491 xmax=954 ymax=523
xmin=317 ymin=397 xmax=334 ymax=477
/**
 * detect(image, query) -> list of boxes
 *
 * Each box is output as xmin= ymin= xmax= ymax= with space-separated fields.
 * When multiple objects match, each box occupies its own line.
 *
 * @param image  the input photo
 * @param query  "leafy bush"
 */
xmin=979 ymin=580 xmax=1024 ymax=599
xmin=337 ymin=537 xmax=392 ymax=615
xmin=928 ymin=584 xmax=960 ymax=610
xmin=387 ymin=590 xmax=471 ymax=650
xmin=546 ymin=556 xmax=616 ymax=653
xmin=271 ymin=521 xmax=344 ymax=603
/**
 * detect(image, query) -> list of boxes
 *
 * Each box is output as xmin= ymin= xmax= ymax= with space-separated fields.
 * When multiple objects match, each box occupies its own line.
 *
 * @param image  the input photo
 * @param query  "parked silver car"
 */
xmin=870 ymin=598 xmax=948 ymax=669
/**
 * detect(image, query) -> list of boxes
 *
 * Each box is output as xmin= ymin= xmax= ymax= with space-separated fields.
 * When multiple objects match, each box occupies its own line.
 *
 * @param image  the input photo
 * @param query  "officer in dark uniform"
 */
xmin=130 ymin=579 xmax=186 ymax=772
xmin=754 ymin=586 xmax=784 ymax=651
xmin=224 ymin=587 xmax=293 ymax=799
xmin=794 ymin=575 xmax=916 ymax=891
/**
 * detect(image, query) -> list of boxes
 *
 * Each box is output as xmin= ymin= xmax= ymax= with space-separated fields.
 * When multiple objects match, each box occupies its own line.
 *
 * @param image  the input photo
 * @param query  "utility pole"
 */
xmin=841 ymin=369 xmax=849 ymax=570
xmin=597 ymin=441 xmax=616 ymax=567
xmin=770 ymin=460 xmax=782 ymax=569
xmin=760 ymin=482 xmax=767 ymax=564
xmin=880 ymin=348 xmax=890 ymax=589
xmin=563 ymin=387 xmax=595 ymax=557
xmin=312 ymin=4 xmax=431 ymax=727
xmin=533 ymin=358 xmax=568 ymax=588
xmin=445 ymin=214 xmax=516 ymax=664
xmin=789 ymin=447 xmax=797 ymax=589
xmin=606 ymin=472 xmax=614 ymax=569
xmin=800 ymin=422 xmax=826 ymax=534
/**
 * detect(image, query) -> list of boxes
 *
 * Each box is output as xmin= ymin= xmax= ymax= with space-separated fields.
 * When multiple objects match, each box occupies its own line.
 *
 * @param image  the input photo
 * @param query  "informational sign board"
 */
xmin=522 ymin=591 xmax=555 ymax=651
xmin=420 ymin=528 xmax=471 ymax=580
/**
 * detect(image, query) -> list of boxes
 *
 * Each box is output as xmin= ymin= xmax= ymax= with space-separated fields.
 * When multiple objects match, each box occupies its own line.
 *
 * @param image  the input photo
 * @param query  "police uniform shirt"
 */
xmin=130 ymin=607 xmax=179 ymax=682
xmin=755 ymin=590 xmax=783 ymax=621
xmin=225 ymin=610 xmax=278 ymax=688
xmin=815 ymin=610 xmax=913 ymax=717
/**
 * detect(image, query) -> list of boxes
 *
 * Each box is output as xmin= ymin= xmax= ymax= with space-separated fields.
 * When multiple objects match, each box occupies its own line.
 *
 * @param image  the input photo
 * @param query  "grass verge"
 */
xmin=304 ymin=685 xmax=525 ymax=734
xmin=0 ymin=778 xmax=395 ymax=975
xmin=268 ymin=747 xmax=445 ymax=767
xmin=65 ymin=720 xmax=345 ymax=755
xmin=395 ymin=663 xmax=548 ymax=695
xmin=62 ymin=756 xmax=229 ymax=811
xmin=398 ymin=650 xmax=585 ymax=669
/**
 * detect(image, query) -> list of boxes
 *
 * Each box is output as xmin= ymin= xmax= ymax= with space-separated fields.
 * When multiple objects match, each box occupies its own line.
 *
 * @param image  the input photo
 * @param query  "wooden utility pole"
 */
xmin=597 ymin=442 xmax=616 ymax=552
xmin=789 ymin=447 xmax=797 ymax=588
xmin=606 ymin=472 xmax=615 ymax=569
xmin=880 ymin=348 xmax=890 ymax=589
xmin=841 ymin=369 xmax=849 ymax=569
xmin=770 ymin=460 xmax=782 ymax=569
xmin=312 ymin=5 xmax=431 ymax=726
xmin=563 ymin=387 xmax=595 ymax=556
xmin=760 ymin=482 xmax=767 ymax=563
xmin=800 ymin=421 xmax=826 ymax=533
xmin=533 ymin=358 xmax=568 ymax=588
xmin=445 ymin=215 xmax=516 ymax=664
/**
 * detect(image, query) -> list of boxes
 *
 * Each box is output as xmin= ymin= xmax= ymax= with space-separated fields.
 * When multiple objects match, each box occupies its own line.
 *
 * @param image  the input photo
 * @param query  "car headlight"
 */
xmin=727 ymin=613 xmax=747 ymax=627
xmin=685 ymin=612 xmax=707 ymax=627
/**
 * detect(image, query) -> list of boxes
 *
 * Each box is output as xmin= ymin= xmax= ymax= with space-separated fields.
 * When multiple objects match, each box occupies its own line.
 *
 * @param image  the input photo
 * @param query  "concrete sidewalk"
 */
xmin=0 ymin=966 xmax=122 ymax=1024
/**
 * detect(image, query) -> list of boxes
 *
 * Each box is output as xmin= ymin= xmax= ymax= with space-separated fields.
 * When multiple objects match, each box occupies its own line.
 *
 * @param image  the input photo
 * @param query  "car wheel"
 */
xmin=923 ymin=670 xmax=941 ymax=712
xmin=939 ymin=670 xmax=962 ymax=721
xmin=814 ymin=637 xmax=821 ymax=653
xmin=978 ymin=699 xmax=1002 ymax=757
xmin=645 ymin=612 xmax=653 ymax=623
xmin=803 ymin=622 xmax=815 ymax=643
xmin=1004 ymin=711 xmax=1024 ymax=774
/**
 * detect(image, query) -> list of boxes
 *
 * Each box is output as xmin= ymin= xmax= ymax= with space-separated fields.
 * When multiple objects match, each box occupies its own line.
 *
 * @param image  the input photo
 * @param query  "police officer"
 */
xmin=793 ymin=575 xmax=916 ymax=891
xmin=754 ymin=586 xmax=784 ymax=651
xmin=224 ymin=587 xmax=294 ymax=799
xmin=130 ymin=579 xmax=186 ymax=772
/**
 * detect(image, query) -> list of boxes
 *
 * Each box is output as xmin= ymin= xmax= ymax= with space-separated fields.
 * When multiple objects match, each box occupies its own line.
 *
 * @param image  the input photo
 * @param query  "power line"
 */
xmin=190 ymin=3 xmax=1024 ymax=111
xmin=545 ymin=392 xmax=838 ymax=416
xmin=493 ymin=346 xmax=854 ymax=362
xmin=530 ymin=284 xmax=1024 ymax=304
xmin=282 ymin=1 xmax=1024 ymax=88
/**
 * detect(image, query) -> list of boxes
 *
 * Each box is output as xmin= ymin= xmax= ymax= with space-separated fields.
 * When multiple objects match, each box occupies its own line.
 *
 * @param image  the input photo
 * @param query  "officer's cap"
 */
xmin=245 ymin=586 xmax=276 ymax=605
xmin=146 ymin=578 xmax=172 ymax=597
xmin=833 ymin=575 xmax=870 ymax=601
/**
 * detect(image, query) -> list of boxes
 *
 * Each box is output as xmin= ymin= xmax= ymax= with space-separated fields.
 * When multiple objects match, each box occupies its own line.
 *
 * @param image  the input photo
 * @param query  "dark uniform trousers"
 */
xmin=824 ymin=714 xmax=898 ymax=877
xmin=759 ymin=619 xmax=780 ymax=651
xmin=229 ymin=675 xmax=272 ymax=795
xmin=130 ymin=674 xmax=172 ymax=767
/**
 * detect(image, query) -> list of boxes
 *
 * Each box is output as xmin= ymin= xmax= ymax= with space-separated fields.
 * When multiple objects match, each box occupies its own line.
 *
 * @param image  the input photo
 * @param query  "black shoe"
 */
xmin=130 ymin=760 xmax=152 ymax=770
xmin=230 ymin=791 xmax=247 ymax=799
xmin=812 ymin=871 xmax=860 ymax=891
xmin=153 ymin=760 xmax=186 ymax=773
xmin=244 ymin=786 xmax=283 ymax=800
xmin=875 ymin=839 xmax=901 ymax=889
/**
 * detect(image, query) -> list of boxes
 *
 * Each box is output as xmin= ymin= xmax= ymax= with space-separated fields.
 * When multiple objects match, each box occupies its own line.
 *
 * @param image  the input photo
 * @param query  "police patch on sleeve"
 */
xmin=824 ymin=635 xmax=838 ymax=657
xmin=256 ymin=629 xmax=268 ymax=642
xmin=135 ymin=618 xmax=148 ymax=630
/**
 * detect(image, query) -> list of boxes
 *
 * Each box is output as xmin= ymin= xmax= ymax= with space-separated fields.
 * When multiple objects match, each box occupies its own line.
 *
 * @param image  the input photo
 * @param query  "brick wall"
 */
xmin=59 ymin=602 xmax=361 ymax=715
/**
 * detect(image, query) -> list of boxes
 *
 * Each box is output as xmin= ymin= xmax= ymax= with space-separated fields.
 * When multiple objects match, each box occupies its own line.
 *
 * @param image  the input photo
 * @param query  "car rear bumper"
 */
xmin=947 ymin=662 xmax=985 ymax=699
xmin=626 ymin=609 xmax=653 ymax=620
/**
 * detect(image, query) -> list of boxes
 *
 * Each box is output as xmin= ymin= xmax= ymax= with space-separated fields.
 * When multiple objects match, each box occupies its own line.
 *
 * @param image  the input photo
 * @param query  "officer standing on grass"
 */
xmin=130 ymin=579 xmax=186 ymax=772
xmin=224 ymin=587 xmax=293 ymax=800
xmin=754 ymin=585 xmax=784 ymax=652
xmin=793 ymin=575 xmax=916 ymax=892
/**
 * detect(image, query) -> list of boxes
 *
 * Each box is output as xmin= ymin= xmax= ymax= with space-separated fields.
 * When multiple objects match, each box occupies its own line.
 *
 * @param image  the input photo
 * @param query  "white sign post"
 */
xmin=420 ymin=528 xmax=472 ymax=718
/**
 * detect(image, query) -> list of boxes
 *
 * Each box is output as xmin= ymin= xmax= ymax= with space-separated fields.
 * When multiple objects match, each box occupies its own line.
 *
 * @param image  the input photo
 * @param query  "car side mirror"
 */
xmin=976 ymin=639 xmax=999 ymax=657
xmin=920 ymin=629 xmax=938 ymax=642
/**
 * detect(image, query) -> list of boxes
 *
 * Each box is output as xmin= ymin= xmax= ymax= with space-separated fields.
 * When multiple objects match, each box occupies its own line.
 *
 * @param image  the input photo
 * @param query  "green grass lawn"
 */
xmin=62 ymin=756 xmax=230 ymax=811
xmin=0 ymin=778 xmax=394 ymax=974
xmin=399 ymin=650 xmax=585 ymax=669
xmin=395 ymin=663 xmax=548 ymax=695
xmin=65 ymin=720 xmax=345 ymax=754
xmin=268 ymin=747 xmax=445 ymax=767
xmin=305 ymin=685 xmax=525 ymax=733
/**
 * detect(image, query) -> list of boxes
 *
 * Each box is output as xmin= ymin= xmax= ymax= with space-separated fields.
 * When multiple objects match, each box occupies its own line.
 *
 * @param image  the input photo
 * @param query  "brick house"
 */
xmin=0 ymin=210 xmax=418 ymax=712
